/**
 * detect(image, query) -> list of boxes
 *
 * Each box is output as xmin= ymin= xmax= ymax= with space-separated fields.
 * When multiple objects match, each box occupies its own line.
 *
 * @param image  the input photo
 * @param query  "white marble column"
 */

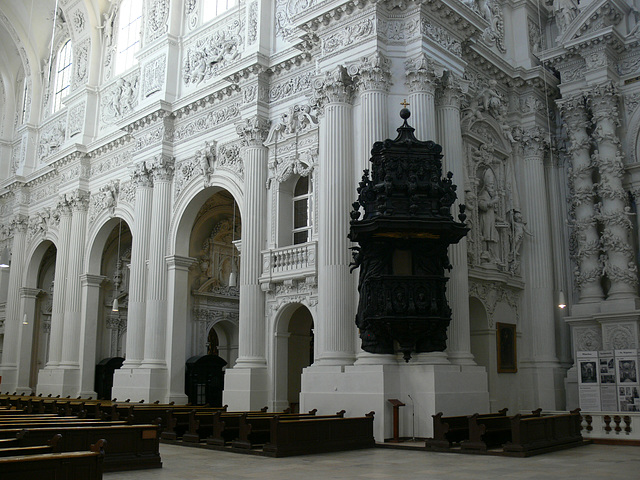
xmin=142 ymin=155 xmax=174 ymax=367
xmin=406 ymin=54 xmax=440 ymax=142
xmin=315 ymin=65 xmax=356 ymax=365
xmin=0 ymin=215 xmax=28 ymax=392
xmin=60 ymin=191 xmax=89 ymax=372
xmin=121 ymin=163 xmax=153 ymax=366
xmin=235 ymin=117 xmax=269 ymax=366
xmin=78 ymin=274 xmax=106 ymax=397
xmin=353 ymin=54 xmax=394 ymax=365
xmin=165 ymin=255 xmax=196 ymax=404
xmin=16 ymin=287 xmax=41 ymax=392
xmin=519 ymin=127 xmax=561 ymax=408
xmin=436 ymin=73 xmax=474 ymax=365
xmin=590 ymin=83 xmax=638 ymax=301
xmin=46 ymin=199 xmax=72 ymax=367
xmin=222 ymin=117 xmax=270 ymax=411
xmin=561 ymin=94 xmax=604 ymax=305
xmin=355 ymin=53 xmax=391 ymax=173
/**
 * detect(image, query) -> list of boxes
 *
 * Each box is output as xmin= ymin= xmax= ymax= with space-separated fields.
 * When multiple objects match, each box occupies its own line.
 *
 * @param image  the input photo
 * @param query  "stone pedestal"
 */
xmin=300 ymin=362 xmax=488 ymax=441
xmin=223 ymin=367 xmax=269 ymax=411
xmin=36 ymin=368 xmax=81 ymax=398
xmin=111 ymin=367 xmax=168 ymax=403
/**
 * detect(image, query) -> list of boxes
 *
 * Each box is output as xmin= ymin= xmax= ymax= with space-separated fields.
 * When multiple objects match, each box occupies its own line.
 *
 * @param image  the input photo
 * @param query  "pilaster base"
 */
xmin=111 ymin=367 xmax=169 ymax=403
xmin=518 ymin=362 xmax=565 ymax=410
xmin=222 ymin=367 xmax=268 ymax=411
xmin=0 ymin=366 xmax=18 ymax=393
xmin=37 ymin=367 xmax=81 ymax=397
xmin=300 ymin=363 xmax=489 ymax=441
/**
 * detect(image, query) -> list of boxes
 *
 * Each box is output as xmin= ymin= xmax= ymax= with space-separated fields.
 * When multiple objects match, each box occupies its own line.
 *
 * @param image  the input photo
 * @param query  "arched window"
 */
xmin=52 ymin=40 xmax=72 ymax=113
xmin=292 ymin=176 xmax=312 ymax=245
xmin=202 ymin=0 xmax=239 ymax=22
xmin=114 ymin=0 xmax=143 ymax=75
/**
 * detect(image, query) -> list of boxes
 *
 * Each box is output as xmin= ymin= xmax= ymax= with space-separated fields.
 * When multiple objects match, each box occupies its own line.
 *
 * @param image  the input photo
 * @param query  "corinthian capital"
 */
xmin=131 ymin=161 xmax=154 ymax=188
xmin=405 ymin=54 xmax=443 ymax=94
xmin=520 ymin=126 xmax=547 ymax=158
xmin=236 ymin=116 xmax=270 ymax=147
xmin=55 ymin=194 xmax=73 ymax=217
xmin=312 ymin=65 xmax=355 ymax=112
xmin=353 ymin=52 xmax=392 ymax=93
xmin=435 ymin=71 xmax=468 ymax=108
xmin=68 ymin=189 xmax=90 ymax=212
xmin=10 ymin=214 xmax=29 ymax=234
xmin=148 ymin=154 xmax=175 ymax=182
xmin=588 ymin=82 xmax=620 ymax=125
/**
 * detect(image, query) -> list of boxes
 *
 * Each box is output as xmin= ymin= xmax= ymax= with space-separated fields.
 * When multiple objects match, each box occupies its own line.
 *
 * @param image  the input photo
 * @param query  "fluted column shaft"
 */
xmin=48 ymin=205 xmax=72 ymax=367
xmin=520 ymin=129 xmax=559 ymax=363
xmin=143 ymin=156 xmax=174 ymax=366
xmin=590 ymin=83 xmax=638 ymax=299
xmin=354 ymin=55 xmax=392 ymax=363
xmin=315 ymin=66 xmax=355 ymax=365
xmin=406 ymin=54 xmax=439 ymax=141
xmin=562 ymin=96 xmax=604 ymax=303
xmin=436 ymin=75 xmax=473 ymax=365
xmin=123 ymin=163 xmax=153 ymax=366
xmin=61 ymin=192 xmax=89 ymax=367
xmin=0 ymin=216 xmax=28 ymax=381
xmin=236 ymin=117 xmax=269 ymax=366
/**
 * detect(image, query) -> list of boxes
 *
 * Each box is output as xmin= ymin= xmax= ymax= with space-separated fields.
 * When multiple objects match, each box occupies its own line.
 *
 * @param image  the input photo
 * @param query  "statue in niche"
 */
xmin=477 ymin=167 xmax=500 ymax=263
xmin=196 ymin=141 xmax=216 ymax=186
xmin=508 ymin=210 xmax=532 ymax=274
xmin=546 ymin=0 xmax=578 ymax=35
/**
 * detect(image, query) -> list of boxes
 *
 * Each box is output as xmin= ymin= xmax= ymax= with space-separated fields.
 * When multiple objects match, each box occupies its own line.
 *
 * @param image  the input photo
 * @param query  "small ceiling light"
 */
xmin=558 ymin=291 xmax=566 ymax=309
xmin=22 ymin=313 xmax=28 ymax=325
xmin=112 ymin=297 xmax=119 ymax=312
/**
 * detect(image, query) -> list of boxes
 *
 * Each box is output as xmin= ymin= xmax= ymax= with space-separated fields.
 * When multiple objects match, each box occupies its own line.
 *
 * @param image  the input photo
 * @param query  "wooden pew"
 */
xmin=0 ymin=434 xmax=62 ymax=457
xmin=502 ymin=409 xmax=583 ymax=456
xmin=262 ymin=412 xmax=376 ymax=457
xmin=11 ymin=425 xmax=160 ymax=471
xmin=0 ymin=438 xmax=105 ymax=480
xmin=461 ymin=409 xmax=543 ymax=452
xmin=231 ymin=411 xmax=344 ymax=449
xmin=204 ymin=409 xmax=315 ymax=446
xmin=426 ymin=408 xmax=508 ymax=450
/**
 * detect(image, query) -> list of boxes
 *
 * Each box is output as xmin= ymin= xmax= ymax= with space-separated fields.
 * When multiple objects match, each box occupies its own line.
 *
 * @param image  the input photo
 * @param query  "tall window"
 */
xmin=52 ymin=40 xmax=72 ymax=113
xmin=114 ymin=0 xmax=143 ymax=75
xmin=202 ymin=0 xmax=238 ymax=22
xmin=293 ymin=176 xmax=312 ymax=245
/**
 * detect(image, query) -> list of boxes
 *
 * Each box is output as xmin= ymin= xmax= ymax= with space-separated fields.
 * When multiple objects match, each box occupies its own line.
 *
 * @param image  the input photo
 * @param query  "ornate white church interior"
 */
xmin=1 ymin=0 xmax=640 ymax=448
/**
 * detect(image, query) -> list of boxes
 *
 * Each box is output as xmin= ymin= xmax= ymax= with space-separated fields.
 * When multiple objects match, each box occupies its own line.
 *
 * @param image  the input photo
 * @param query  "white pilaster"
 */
xmin=518 ymin=127 xmax=562 ymax=409
xmin=436 ymin=73 xmax=474 ymax=366
xmin=0 ymin=215 xmax=29 ymax=392
xmin=78 ymin=274 xmax=106 ymax=398
xmin=406 ymin=54 xmax=440 ymax=141
xmin=16 ymin=287 xmax=41 ymax=392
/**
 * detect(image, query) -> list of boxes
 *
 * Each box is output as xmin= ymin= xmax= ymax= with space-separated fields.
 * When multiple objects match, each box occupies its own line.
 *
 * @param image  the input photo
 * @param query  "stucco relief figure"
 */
xmin=477 ymin=168 xmax=500 ymax=263
xmin=97 ymin=9 xmax=117 ymax=47
xmin=547 ymin=0 xmax=578 ymax=35
xmin=478 ymin=80 xmax=505 ymax=119
xmin=508 ymin=210 xmax=532 ymax=274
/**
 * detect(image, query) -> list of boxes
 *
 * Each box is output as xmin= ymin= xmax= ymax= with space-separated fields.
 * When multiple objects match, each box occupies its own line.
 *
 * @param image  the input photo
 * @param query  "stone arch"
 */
xmin=85 ymin=207 xmax=134 ymax=274
xmin=169 ymin=171 xmax=243 ymax=258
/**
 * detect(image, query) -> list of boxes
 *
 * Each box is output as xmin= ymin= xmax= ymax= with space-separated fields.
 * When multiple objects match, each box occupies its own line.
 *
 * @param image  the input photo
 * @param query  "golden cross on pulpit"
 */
xmin=400 ymin=99 xmax=410 ymax=108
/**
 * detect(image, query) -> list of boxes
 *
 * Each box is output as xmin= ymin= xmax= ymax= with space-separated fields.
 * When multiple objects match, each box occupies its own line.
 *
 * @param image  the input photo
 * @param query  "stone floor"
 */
xmin=104 ymin=443 xmax=640 ymax=480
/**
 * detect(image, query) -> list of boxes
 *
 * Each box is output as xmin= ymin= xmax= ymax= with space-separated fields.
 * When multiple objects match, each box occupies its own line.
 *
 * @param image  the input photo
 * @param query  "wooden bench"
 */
xmin=461 ymin=409 xmax=543 ymax=452
xmin=0 ymin=433 xmax=62 ymax=457
xmin=262 ymin=412 xmax=376 ymax=457
xmin=426 ymin=408 xmax=508 ymax=450
xmin=10 ymin=424 xmax=160 ymax=471
xmin=502 ymin=409 xmax=583 ymax=456
xmin=0 ymin=438 xmax=105 ymax=480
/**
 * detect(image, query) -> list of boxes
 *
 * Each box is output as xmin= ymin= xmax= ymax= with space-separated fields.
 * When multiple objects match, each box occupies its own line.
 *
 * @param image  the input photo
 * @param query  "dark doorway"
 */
xmin=95 ymin=357 xmax=124 ymax=400
xmin=185 ymin=354 xmax=227 ymax=406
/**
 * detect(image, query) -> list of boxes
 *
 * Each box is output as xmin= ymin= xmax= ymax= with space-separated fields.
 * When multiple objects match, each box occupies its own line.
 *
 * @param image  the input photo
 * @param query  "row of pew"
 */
xmin=0 ymin=393 xmax=376 ymax=459
xmin=426 ymin=408 xmax=584 ymax=456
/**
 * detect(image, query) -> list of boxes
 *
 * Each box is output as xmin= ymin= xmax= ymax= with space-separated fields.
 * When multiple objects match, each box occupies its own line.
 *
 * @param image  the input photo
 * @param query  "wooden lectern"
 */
xmin=387 ymin=399 xmax=405 ymax=442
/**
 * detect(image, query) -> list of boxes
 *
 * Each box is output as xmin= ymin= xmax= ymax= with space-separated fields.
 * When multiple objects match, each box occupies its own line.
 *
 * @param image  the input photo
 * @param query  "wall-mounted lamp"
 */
xmin=558 ymin=291 xmax=566 ymax=309
xmin=0 ymin=247 xmax=10 ymax=268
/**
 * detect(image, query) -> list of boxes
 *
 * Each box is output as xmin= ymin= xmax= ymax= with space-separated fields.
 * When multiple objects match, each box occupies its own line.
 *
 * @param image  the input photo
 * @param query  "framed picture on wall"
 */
xmin=497 ymin=322 xmax=517 ymax=373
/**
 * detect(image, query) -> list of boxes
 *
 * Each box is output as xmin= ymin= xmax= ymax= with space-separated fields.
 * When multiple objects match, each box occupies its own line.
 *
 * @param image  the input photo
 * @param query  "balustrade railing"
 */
xmin=261 ymin=242 xmax=317 ymax=281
